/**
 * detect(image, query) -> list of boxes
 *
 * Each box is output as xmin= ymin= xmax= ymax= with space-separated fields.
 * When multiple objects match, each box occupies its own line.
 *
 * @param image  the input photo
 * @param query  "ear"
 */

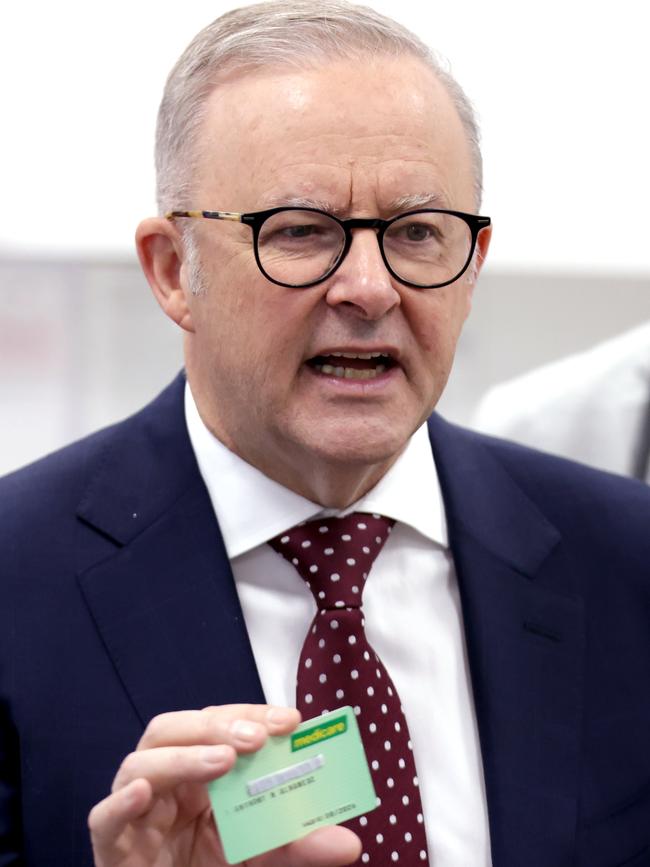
xmin=472 ymin=224 xmax=492 ymax=281
xmin=135 ymin=217 xmax=195 ymax=333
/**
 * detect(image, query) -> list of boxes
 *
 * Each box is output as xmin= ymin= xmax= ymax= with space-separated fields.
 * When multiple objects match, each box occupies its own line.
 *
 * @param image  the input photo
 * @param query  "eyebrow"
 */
xmin=386 ymin=193 xmax=449 ymax=212
xmin=260 ymin=191 xmax=450 ymax=216
xmin=262 ymin=194 xmax=347 ymax=216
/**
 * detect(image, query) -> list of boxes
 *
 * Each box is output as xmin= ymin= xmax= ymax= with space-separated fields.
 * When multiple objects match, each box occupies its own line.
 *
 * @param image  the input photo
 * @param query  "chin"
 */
xmin=298 ymin=417 xmax=416 ymax=469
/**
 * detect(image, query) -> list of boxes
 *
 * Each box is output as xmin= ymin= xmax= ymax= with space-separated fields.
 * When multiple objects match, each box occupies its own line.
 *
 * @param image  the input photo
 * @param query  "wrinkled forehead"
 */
xmin=193 ymin=56 xmax=476 ymax=213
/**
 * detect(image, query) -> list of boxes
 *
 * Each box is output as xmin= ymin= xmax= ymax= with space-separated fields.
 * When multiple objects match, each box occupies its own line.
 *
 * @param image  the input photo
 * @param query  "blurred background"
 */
xmin=1 ymin=0 xmax=649 ymax=476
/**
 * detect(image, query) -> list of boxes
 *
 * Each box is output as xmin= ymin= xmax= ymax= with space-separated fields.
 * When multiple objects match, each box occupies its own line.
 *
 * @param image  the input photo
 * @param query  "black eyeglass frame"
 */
xmin=166 ymin=206 xmax=491 ymax=290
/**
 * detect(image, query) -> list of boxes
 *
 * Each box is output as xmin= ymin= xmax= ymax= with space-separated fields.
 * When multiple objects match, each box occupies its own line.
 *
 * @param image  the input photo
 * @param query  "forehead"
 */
xmin=194 ymin=56 xmax=475 ymax=212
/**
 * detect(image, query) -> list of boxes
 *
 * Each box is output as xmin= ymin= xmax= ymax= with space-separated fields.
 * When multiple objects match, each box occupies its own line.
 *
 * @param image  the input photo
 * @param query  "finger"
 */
xmin=256 ymin=826 xmax=362 ymax=867
xmin=89 ymin=778 xmax=153 ymax=856
xmin=112 ymin=743 xmax=236 ymax=794
xmin=139 ymin=704 xmax=300 ymax=753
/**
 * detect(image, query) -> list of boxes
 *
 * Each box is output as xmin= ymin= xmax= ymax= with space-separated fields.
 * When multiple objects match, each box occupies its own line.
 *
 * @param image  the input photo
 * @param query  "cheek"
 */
xmin=409 ymin=287 xmax=470 ymax=354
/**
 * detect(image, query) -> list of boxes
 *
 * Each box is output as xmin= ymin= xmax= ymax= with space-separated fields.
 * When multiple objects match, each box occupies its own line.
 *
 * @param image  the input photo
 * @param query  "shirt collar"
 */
xmin=185 ymin=381 xmax=448 ymax=559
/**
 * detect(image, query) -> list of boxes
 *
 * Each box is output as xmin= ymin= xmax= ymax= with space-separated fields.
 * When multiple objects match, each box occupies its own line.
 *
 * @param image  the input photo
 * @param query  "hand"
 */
xmin=88 ymin=703 xmax=361 ymax=867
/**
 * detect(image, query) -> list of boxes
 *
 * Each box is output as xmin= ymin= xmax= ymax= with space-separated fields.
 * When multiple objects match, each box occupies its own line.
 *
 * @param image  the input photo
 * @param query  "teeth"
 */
xmin=317 ymin=364 xmax=387 ymax=380
xmin=330 ymin=351 xmax=388 ymax=360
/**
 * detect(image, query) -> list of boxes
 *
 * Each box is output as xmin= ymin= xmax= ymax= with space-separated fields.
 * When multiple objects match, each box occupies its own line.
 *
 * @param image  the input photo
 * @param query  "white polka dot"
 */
xmin=372 ymin=513 xmax=380 ymax=519
xmin=318 ymin=526 xmax=328 ymax=533
xmin=318 ymin=591 xmax=325 ymax=599
xmin=389 ymin=814 xmax=397 ymax=825
xmin=375 ymin=536 xmax=382 ymax=543
xmin=357 ymin=522 xmax=367 ymax=529
xmin=398 ymin=758 xmax=406 ymax=769
xmin=362 ymin=546 xmax=370 ymax=554
xmin=319 ymin=673 xmax=327 ymax=684
xmin=352 ymin=585 xmax=360 ymax=594
xmin=351 ymin=669 xmax=359 ymax=679
xmin=394 ymin=722 xmax=401 ymax=732
xmin=419 ymin=851 xmax=427 ymax=860
xmin=311 ymin=625 xmax=317 ymax=634
xmin=404 ymin=832 xmax=413 ymax=843
xmin=309 ymin=564 xmax=318 ymax=573
xmin=413 ymin=776 xmax=419 ymax=786
xmin=318 ymin=639 xmax=326 ymax=648
xmin=348 ymin=635 xmax=357 ymax=645
xmin=387 ymin=777 xmax=394 ymax=788
xmin=384 ymin=740 xmax=391 ymax=751
xmin=342 ymin=534 xmax=352 ymax=541
xmin=408 ymin=740 xmax=413 ymax=750
xmin=371 ymin=759 xmax=380 ymax=770
xmin=346 ymin=558 xmax=356 ymax=566
xmin=417 ymin=813 xmax=423 ymax=824
xmin=321 ymin=708 xmax=329 ymax=715
xmin=324 ymin=547 xmax=334 ymax=555
xmin=333 ymin=653 xmax=341 ymax=663
xmin=330 ymin=573 xmax=340 ymax=582
xmin=292 ymin=558 xmax=299 ymax=565
xmin=391 ymin=852 xmax=399 ymax=862
xmin=330 ymin=620 xmax=339 ymax=630
xmin=363 ymin=572 xmax=368 ymax=579
xmin=376 ymin=833 xmax=384 ymax=844
xmin=363 ymin=651 xmax=370 ymax=660
xmin=301 ymin=540 xmax=311 ymax=548
xmin=381 ymin=703 xmax=388 ymax=714
xmin=359 ymin=816 xmax=368 ymax=827
xmin=335 ymin=600 xmax=345 ymax=608
xmin=376 ymin=669 xmax=382 ymax=679
xmin=367 ymin=686 xmax=374 ymax=697
xmin=387 ymin=687 xmax=394 ymax=697
xmin=376 ymin=796 xmax=382 ymax=806
xmin=402 ymin=795 xmax=410 ymax=806
xmin=369 ymin=722 xmax=377 ymax=733
xmin=362 ymin=854 xmax=370 ymax=864
xmin=280 ymin=535 xmax=290 ymax=544
xmin=336 ymin=689 xmax=345 ymax=699
xmin=304 ymin=658 xmax=312 ymax=668
xmin=305 ymin=694 xmax=313 ymax=704
xmin=354 ymin=705 xmax=361 ymax=715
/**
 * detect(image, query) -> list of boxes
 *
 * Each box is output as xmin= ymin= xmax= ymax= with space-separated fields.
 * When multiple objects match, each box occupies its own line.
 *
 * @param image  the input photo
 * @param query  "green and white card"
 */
xmin=208 ymin=706 xmax=377 ymax=864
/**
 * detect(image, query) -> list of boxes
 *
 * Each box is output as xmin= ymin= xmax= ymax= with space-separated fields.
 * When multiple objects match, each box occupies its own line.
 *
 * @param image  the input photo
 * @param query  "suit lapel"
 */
xmin=428 ymin=416 xmax=585 ymax=867
xmin=76 ymin=375 xmax=265 ymax=727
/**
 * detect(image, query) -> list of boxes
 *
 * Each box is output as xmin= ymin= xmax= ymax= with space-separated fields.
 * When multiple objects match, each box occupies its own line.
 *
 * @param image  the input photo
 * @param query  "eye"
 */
xmin=282 ymin=224 xmax=319 ymax=239
xmin=403 ymin=223 xmax=434 ymax=242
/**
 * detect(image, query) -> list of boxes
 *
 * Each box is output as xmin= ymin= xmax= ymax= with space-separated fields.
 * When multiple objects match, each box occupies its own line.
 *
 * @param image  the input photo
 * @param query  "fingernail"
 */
xmin=200 ymin=745 xmax=228 ymax=766
xmin=230 ymin=719 xmax=258 ymax=741
xmin=266 ymin=707 xmax=294 ymax=726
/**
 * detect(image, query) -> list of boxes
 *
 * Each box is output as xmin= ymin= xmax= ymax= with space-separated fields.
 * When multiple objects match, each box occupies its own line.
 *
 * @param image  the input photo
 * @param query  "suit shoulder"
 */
xmin=0 ymin=423 xmax=135 ymax=547
xmin=0 ymin=375 xmax=186 ymax=532
xmin=434 ymin=416 xmax=650 ymax=541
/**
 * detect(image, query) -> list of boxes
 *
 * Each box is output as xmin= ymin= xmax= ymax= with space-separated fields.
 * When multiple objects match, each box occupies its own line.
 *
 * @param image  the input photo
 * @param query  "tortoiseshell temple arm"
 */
xmin=165 ymin=210 xmax=243 ymax=222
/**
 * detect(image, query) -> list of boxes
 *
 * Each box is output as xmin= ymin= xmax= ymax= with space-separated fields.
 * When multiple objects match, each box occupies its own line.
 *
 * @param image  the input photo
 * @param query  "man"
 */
xmin=473 ymin=321 xmax=650 ymax=483
xmin=1 ymin=2 xmax=649 ymax=866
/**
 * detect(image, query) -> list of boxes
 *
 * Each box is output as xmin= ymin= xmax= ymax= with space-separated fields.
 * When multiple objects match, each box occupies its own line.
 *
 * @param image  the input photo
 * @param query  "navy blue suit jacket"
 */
xmin=1 ymin=373 xmax=649 ymax=866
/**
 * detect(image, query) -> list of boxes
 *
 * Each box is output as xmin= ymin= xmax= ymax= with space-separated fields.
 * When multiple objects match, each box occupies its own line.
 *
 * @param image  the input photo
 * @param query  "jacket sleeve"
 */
xmin=0 ymin=696 xmax=23 ymax=865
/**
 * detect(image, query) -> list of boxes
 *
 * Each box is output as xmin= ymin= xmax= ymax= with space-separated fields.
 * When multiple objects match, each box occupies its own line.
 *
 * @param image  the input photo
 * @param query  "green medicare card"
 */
xmin=208 ymin=706 xmax=377 ymax=863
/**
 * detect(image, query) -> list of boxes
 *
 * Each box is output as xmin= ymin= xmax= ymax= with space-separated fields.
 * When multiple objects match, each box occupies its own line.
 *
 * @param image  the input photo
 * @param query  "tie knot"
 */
xmin=269 ymin=512 xmax=394 ymax=610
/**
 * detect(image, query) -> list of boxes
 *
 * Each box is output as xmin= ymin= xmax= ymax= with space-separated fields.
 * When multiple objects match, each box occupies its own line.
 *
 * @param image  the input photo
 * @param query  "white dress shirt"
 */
xmin=185 ymin=384 xmax=492 ymax=866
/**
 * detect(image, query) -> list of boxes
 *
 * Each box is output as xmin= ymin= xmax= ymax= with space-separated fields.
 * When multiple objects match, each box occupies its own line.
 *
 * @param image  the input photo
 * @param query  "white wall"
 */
xmin=1 ymin=0 xmax=648 ymax=274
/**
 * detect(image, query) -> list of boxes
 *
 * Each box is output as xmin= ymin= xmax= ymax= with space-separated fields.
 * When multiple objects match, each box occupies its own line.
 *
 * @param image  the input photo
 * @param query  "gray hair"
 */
xmin=156 ymin=0 xmax=483 ymax=220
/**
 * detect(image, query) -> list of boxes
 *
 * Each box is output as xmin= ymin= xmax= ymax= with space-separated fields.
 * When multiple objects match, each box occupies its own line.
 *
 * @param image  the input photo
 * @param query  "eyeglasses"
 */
xmin=166 ymin=206 xmax=491 ymax=289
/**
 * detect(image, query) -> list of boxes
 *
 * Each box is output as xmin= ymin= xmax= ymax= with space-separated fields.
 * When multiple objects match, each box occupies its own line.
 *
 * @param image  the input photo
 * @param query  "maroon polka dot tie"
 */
xmin=269 ymin=513 xmax=430 ymax=865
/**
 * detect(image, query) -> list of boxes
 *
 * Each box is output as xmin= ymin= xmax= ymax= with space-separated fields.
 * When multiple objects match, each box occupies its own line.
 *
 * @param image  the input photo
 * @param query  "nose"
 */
xmin=324 ymin=229 xmax=401 ymax=320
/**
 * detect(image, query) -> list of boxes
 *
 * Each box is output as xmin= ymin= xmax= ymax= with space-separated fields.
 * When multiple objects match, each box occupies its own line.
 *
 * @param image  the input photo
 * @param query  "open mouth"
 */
xmin=307 ymin=351 xmax=395 ymax=381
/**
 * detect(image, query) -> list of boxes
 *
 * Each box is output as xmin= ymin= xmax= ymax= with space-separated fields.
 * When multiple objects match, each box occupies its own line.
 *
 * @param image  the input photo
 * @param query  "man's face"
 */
xmin=178 ymin=55 xmax=490 ymax=501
